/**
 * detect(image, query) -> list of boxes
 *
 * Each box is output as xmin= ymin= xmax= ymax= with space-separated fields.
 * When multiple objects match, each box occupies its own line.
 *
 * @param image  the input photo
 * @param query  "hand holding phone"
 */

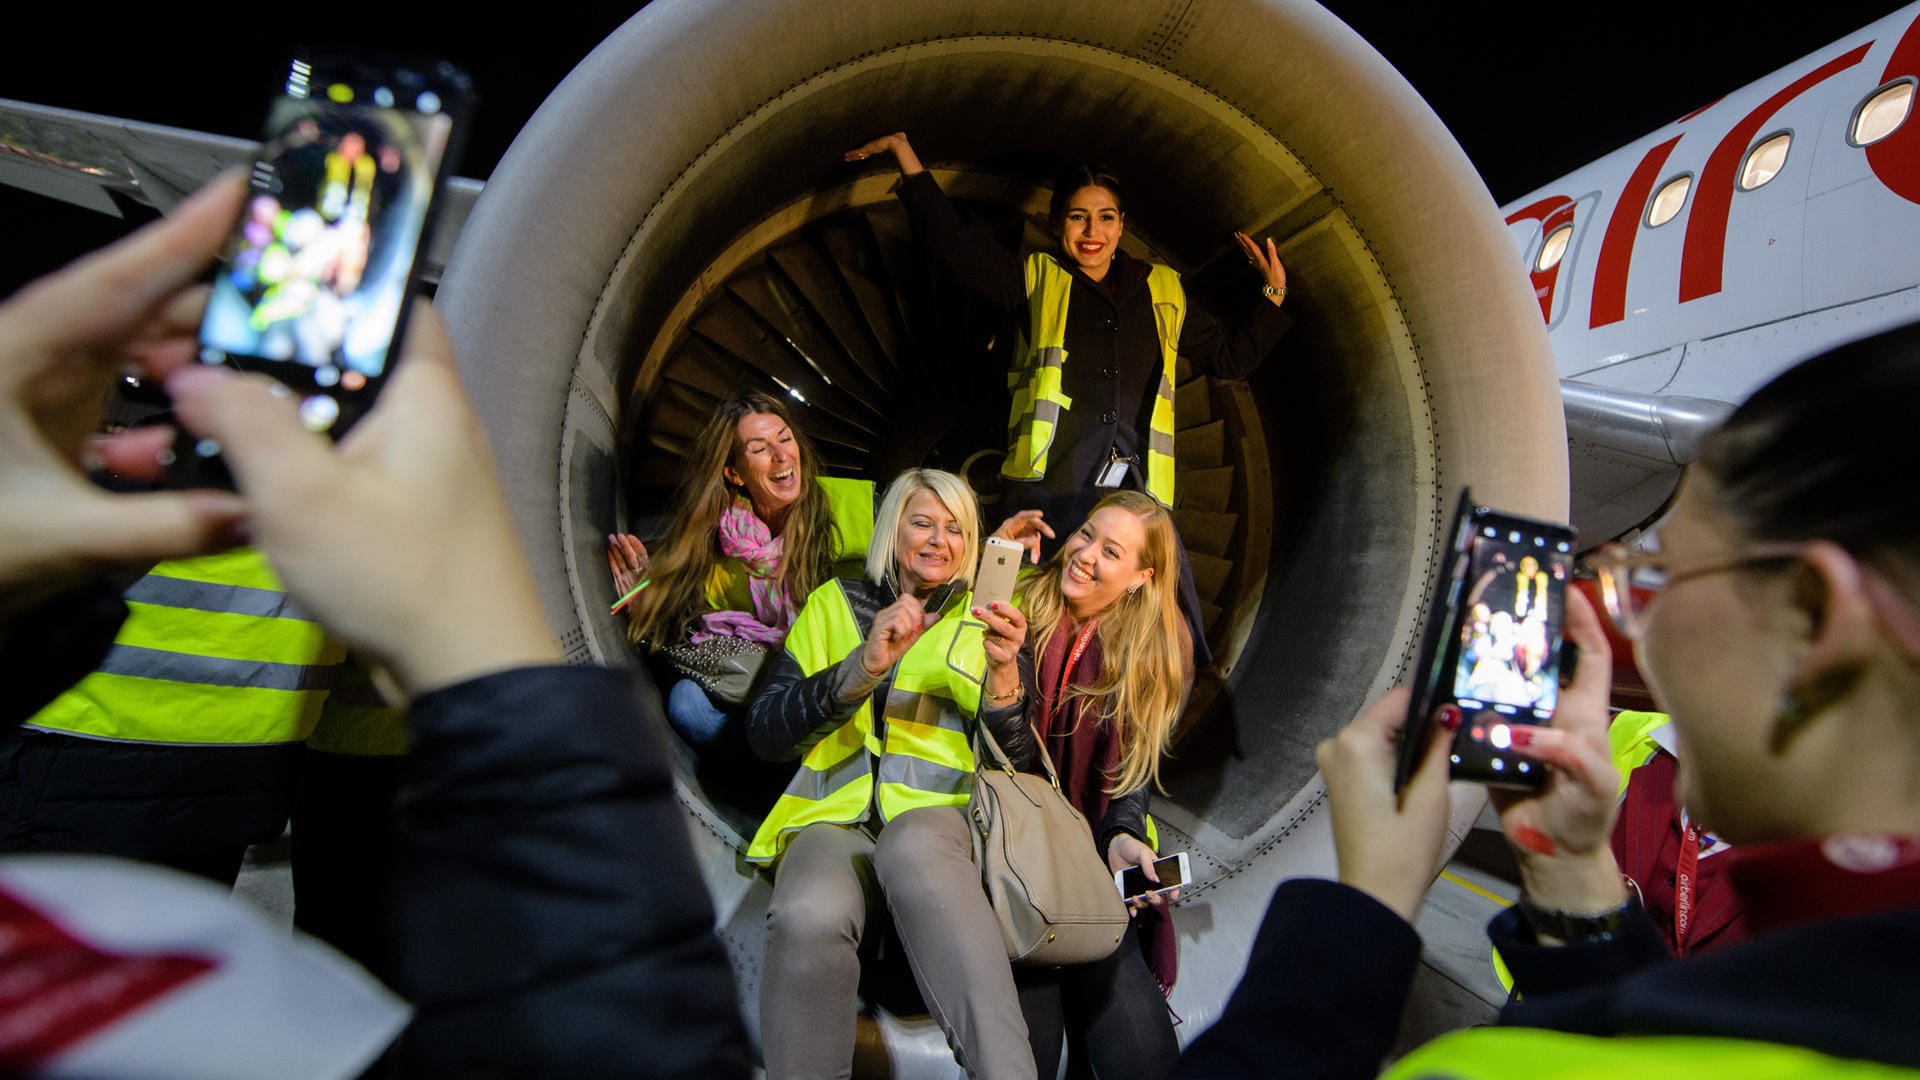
xmin=1395 ymin=489 xmax=1576 ymax=791
xmin=1115 ymin=852 xmax=1191 ymax=901
xmin=973 ymin=535 xmax=1025 ymax=613
xmin=174 ymin=54 xmax=472 ymax=488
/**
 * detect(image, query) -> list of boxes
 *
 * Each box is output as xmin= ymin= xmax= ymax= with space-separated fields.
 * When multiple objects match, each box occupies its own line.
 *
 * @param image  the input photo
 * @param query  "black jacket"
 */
xmin=897 ymin=171 xmax=1291 ymax=516
xmin=1177 ymin=878 xmax=1920 ymax=1078
xmin=389 ymin=663 xmax=751 ymax=1077
xmin=747 ymin=576 xmax=1038 ymax=771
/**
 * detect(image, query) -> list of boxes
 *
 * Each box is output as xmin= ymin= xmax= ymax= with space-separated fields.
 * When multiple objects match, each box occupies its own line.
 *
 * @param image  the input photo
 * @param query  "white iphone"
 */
xmin=1115 ymin=852 xmax=1191 ymax=900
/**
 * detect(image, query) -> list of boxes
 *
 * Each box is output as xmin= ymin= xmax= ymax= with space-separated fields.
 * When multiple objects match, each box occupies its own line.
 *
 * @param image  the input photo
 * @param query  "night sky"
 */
xmin=1 ymin=1 xmax=1905 ymax=297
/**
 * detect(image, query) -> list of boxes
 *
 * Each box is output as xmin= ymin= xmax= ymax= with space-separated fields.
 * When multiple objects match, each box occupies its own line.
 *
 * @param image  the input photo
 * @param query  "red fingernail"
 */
xmin=971 ymin=608 xmax=983 ymax=617
xmin=1508 ymin=725 xmax=1536 ymax=748
xmin=1511 ymin=824 xmax=1557 ymax=857
xmin=1438 ymin=705 xmax=1463 ymax=732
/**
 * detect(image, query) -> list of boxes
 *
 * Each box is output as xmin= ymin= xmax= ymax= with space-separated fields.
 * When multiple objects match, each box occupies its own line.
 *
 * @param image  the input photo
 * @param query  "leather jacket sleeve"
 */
xmin=976 ymin=643 xmax=1038 ymax=772
xmin=1100 ymin=786 xmax=1151 ymax=862
xmin=746 ymin=647 xmax=877 ymax=762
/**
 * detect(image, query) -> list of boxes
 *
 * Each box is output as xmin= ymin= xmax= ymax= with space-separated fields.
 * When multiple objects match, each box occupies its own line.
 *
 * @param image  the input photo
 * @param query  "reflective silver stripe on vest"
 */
xmin=97 ymin=644 xmax=337 ymax=692
xmin=883 ymin=690 xmax=970 ymax=734
xmin=1148 ymin=427 xmax=1176 ymax=460
xmin=876 ymin=755 xmax=971 ymax=795
xmin=124 ymin=575 xmax=315 ymax=622
xmin=786 ymin=750 xmax=872 ymax=802
xmin=1011 ymin=346 xmax=1069 ymax=455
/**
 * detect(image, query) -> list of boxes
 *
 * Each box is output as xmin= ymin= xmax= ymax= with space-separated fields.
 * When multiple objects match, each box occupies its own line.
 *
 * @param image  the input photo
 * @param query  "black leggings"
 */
xmin=1018 ymin=923 xmax=1178 ymax=1080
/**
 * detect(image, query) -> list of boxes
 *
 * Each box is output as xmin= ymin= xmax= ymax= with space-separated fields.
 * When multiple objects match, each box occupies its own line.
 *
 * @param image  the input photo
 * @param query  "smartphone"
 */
xmin=173 ymin=54 xmax=473 ymax=486
xmin=1394 ymin=489 xmax=1576 ymax=791
xmin=1115 ymin=852 xmax=1191 ymax=900
xmin=973 ymin=536 xmax=1026 ymax=613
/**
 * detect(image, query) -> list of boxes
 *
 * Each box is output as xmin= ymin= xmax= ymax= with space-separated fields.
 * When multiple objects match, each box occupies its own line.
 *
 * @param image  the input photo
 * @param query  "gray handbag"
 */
xmin=661 ymin=635 xmax=770 ymax=704
xmin=967 ymin=721 xmax=1129 ymax=966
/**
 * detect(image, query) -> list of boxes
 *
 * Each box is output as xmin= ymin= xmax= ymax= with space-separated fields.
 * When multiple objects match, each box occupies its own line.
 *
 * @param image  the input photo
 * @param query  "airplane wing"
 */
xmin=0 ymin=98 xmax=482 ymax=283
xmin=1562 ymin=381 xmax=1733 ymax=543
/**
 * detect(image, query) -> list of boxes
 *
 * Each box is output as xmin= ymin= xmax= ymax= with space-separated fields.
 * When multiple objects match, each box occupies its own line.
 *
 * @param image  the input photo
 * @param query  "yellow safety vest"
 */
xmin=701 ymin=476 xmax=876 ymax=612
xmin=1383 ymin=1025 xmax=1919 ymax=1079
xmin=27 ymin=550 xmax=344 ymax=745
xmin=1608 ymin=709 xmax=1671 ymax=799
xmin=746 ymin=579 xmax=987 ymax=865
xmin=1006 ymin=253 xmax=1185 ymax=507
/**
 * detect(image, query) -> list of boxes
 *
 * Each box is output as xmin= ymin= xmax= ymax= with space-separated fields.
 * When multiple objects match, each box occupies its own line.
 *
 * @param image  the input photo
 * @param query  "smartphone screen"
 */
xmin=1117 ymin=854 xmax=1188 ymax=899
xmin=1445 ymin=518 xmax=1573 ymax=785
xmin=1396 ymin=490 xmax=1575 ymax=790
xmin=180 ymin=56 xmax=469 ymax=481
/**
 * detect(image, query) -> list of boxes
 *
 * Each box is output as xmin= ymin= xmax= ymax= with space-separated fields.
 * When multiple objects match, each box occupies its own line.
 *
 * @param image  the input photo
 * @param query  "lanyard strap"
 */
xmin=1674 ymin=815 xmax=1702 ymax=951
xmin=1046 ymin=620 xmax=1101 ymax=730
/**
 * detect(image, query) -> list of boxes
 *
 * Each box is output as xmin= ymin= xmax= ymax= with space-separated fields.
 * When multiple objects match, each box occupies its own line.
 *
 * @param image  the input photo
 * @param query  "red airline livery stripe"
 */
xmin=1867 ymin=14 xmax=1920 ymax=205
xmin=1678 ymin=43 xmax=1872 ymax=304
xmin=1590 ymin=136 xmax=1683 ymax=328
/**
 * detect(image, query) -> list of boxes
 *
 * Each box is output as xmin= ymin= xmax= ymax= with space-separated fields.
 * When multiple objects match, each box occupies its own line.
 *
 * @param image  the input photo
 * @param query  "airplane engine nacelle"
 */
xmin=435 ymin=0 xmax=1566 ymax=1064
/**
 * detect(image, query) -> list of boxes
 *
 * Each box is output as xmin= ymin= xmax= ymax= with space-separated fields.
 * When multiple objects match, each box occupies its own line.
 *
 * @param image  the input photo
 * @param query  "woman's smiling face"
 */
xmin=894 ymin=487 xmax=966 ymax=596
xmin=1057 ymin=184 xmax=1124 ymax=280
xmin=723 ymin=412 xmax=802 ymax=521
xmin=1059 ymin=506 xmax=1152 ymax=618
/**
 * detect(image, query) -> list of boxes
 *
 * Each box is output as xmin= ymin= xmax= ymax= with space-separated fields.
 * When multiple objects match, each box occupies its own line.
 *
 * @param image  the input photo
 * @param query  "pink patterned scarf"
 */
xmin=687 ymin=497 xmax=796 ymax=646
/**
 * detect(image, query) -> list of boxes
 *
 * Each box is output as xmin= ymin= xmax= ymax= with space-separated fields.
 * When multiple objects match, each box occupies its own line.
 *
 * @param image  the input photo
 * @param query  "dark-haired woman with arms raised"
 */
xmin=846 ymin=132 xmax=1292 ymax=662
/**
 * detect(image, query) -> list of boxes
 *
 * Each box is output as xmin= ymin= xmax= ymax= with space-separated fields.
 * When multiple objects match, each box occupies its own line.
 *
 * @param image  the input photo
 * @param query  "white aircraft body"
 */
xmin=1513 ymin=2 xmax=1920 ymax=543
xmin=2 ymin=2 xmax=1916 ymax=1075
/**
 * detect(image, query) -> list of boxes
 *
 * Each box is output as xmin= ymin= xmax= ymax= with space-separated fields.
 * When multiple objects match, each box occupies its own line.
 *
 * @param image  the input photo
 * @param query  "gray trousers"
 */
xmin=762 ymin=807 xmax=1037 ymax=1080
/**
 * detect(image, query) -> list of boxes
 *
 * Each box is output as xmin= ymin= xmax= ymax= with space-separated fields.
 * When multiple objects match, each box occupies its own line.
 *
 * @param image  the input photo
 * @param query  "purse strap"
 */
xmin=975 ymin=618 xmax=1096 ymax=789
xmin=974 ymin=713 xmax=1063 ymax=789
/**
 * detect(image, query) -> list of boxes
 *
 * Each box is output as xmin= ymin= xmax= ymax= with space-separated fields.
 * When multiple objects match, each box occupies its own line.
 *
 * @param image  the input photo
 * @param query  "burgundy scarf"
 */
xmin=1037 ymin=619 xmax=1179 ymax=993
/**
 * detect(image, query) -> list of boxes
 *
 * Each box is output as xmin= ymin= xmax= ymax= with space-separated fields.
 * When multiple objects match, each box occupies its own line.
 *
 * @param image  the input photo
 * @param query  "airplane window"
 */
xmin=1535 ymin=223 xmax=1573 ymax=272
xmin=1739 ymin=132 xmax=1792 ymax=190
xmin=1646 ymin=175 xmax=1691 ymax=227
xmin=1853 ymin=80 xmax=1915 ymax=146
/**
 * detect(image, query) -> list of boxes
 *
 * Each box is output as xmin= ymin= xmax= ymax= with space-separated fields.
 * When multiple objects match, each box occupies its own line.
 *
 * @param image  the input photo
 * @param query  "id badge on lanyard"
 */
xmin=1095 ymin=447 xmax=1137 ymax=489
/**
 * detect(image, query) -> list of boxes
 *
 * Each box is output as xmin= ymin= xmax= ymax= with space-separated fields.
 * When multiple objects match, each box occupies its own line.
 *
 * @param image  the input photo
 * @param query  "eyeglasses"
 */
xmin=1593 ymin=541 xmax=1805 ymax=640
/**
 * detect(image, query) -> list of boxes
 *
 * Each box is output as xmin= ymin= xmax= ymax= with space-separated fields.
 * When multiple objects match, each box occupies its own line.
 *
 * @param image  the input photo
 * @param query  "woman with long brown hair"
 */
xmin=1010 ymin=488 xmax=1191 ymax=1079
xmin=609 ymin=392 xmax=870 ymax=747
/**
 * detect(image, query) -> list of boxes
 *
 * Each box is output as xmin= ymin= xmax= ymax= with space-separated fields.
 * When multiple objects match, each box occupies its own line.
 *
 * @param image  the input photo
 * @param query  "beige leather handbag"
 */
xmin=967 ymin=723 xmax=1129 ymax=966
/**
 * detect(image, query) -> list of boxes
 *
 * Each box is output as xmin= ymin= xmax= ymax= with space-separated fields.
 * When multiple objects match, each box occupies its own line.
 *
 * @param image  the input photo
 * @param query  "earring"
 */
xmin=1125 ymin=584 xmax=1141 ymax=598
xmin=1770 ymin=690 xmax=1808 ymax=752
xmin=1777 ymin=690 xmax=1803 ymax=726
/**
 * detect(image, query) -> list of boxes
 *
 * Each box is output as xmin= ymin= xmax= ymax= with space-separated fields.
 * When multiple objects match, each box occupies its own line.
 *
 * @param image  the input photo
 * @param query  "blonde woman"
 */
xmin=1009 ymin=489 xmax=1191 ymax=1080
xmin=747 ymin=468 xmax=1041 ymax=1080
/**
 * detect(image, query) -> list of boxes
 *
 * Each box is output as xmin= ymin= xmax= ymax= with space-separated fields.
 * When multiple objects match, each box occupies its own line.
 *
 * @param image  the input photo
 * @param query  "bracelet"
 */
xmin=1518 ymin=893 xmax=1639 ymax=944
xmin=984 ymin=684 xmax=1024 ymax=704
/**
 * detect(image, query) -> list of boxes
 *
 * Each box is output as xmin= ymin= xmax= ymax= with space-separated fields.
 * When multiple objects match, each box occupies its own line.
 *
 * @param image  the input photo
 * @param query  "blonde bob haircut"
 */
xmin=866 ymin=468 xmax=982 ymax=592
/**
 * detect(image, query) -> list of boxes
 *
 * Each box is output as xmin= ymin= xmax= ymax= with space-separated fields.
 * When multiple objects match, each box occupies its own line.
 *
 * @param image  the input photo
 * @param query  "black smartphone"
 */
xmin=1394 ymin=489 xmax=1576 ymax=791
xmin=172 ymin=53 xmax=473 ymax=487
